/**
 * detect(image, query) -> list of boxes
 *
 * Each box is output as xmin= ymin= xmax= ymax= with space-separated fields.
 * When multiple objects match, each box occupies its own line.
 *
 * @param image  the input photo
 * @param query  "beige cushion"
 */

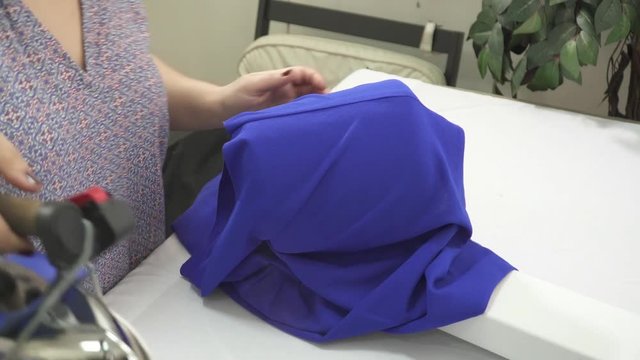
xmin=238 ymin=34 xmax=446 ymax=89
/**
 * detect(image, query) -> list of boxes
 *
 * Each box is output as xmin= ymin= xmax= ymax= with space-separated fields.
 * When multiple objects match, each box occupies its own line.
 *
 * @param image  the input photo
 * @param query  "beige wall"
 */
xmin=144 ymin=0 xmax=627 ymax=117
xmin=143 ymin=0 xmax=259 ymax=84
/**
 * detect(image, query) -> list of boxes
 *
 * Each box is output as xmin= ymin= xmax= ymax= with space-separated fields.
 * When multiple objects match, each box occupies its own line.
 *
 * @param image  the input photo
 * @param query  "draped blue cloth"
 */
xmin=175 ymin=80 xmax=514 ymax=342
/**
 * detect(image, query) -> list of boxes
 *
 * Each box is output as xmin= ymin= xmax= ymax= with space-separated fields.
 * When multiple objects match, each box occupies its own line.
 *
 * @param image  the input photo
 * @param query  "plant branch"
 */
xmin=626 ymin=34 xmax=640 ymax=120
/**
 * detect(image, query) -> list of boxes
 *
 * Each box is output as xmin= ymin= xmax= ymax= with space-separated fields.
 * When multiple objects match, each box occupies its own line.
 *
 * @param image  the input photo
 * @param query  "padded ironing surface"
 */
xmin=105 ymin=70 xmax=640 ymax=359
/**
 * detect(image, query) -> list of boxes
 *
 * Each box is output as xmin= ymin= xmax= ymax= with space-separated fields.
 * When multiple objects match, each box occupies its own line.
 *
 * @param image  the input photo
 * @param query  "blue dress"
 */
xmin=175 ymin=80 xmax=514 ymax=342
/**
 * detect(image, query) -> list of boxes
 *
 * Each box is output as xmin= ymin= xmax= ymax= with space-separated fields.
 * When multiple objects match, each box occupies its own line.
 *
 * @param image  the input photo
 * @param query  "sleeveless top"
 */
xmin=0 ymin=0 xmax=169 ymax=291
xmin=175 ymin=80 xmax=514 ymax=342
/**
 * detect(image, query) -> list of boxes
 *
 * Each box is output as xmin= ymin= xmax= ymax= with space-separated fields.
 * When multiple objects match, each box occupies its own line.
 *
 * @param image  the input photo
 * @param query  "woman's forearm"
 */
xmin=152 ymin=56 xmax=230 ymax=130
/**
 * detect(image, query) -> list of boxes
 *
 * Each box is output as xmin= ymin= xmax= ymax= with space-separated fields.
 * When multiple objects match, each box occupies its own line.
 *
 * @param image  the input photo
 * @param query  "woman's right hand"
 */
xmin=0 ymin=133 xmax=42 ymax=254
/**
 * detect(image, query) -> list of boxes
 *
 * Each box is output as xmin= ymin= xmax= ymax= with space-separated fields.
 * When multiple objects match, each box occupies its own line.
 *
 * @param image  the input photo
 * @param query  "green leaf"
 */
xmin=532 ymin=27 xmax=548 ymax=42
xmin=594 ymin=0 xmax=622 ymax=33
xmin=532 ymin=29 xmax=548 ymax=42
xmin=550 ymin=0 xmax=568 ymax=5
xmin=605 ymin=7 xmax=631 ymax=44
xmin=514 ymin=10 xmax=543 ymax=34
xmin=498 ymin=14 xmax=517 ymax=30
xmin=487 ymin=23 xmax=505 ymax=79
xmin=527 ymin=60 xmax=562 ymax=90
xmin=470 ymin=20 xmax=496 ymax=44
xmin=547 ymin=22 xmax=579 ymax=49
xmin=527 ymin=40 xmax=555 ymax=67
xmin=511 ymin=57 xmax=528 ymax=96
xmin=469 ymin=9 xmax=498 ymax=43
xmin=543 ymin=3 xmax=557 ymax=28
xmin=478 ymin=8 xmax=497 ymax=24
xmin=582 ymin=0 xmax=599 ymax=6
xmin=577 ymin=8 xmax=597 ymax=37
xmin=627 ymin=1 xmax=640 ymax=33
xmin=482 ymin=0 xmax=511 ymax=15
xmin=576 ymin=30 xmax=599 ymax=65
xmin=492 ymin=0 xmax=513 ymax=14
xmin=554 ymin=4 xmax=576 ymax=25
xmin=527 ymin=22 xmax=578 ymax=68
xmin=533 ymin=9 xmax=550 ymax=41
xmin=478 ymin=47 xmax=490 ymax=78
xmin=504 ymin=0 xmax=540 ymax=22
xmin=560 ymin=40 xmax=582 ymax=83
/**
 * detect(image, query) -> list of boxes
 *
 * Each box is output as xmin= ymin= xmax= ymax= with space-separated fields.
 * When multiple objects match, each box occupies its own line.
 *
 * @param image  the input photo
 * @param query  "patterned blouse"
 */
xmin=0 ymin=0 xmax=169 ymax=291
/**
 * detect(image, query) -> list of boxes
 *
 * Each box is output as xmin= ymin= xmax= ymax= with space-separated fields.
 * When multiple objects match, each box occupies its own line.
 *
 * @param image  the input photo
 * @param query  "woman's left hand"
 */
xmin=154 ymin=55 xmax=328 ymax=130
xmin=221 ymin=66 xmax=327 ymax=116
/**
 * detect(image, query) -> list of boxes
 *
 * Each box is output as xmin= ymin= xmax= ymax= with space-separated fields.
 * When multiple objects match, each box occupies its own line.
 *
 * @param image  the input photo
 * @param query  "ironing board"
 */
xmin=105 ymin=70 xmax=640 ymax=359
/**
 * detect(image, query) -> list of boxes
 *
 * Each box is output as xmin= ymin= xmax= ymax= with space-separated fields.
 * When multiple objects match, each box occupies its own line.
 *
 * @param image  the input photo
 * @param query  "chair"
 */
xmin=252 ymin=0 xmax=464 ymax=86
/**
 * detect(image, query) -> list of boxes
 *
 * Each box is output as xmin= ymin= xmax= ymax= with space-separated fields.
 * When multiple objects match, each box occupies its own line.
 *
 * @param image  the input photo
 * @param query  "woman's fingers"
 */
xmin=286 ymin=67 xmax=327 ymax=94
xmin=0 ymin=135 xmax=42 ymax=193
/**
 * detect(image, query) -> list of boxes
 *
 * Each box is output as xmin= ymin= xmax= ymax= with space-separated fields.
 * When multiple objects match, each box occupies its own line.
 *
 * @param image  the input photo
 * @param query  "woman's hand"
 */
xmin=0 ymin=134 xmax=41 ymax=253
xmin=153 ymin=55 xmax=327 ymax=130
xmin=220 ymin=67 xmax=327 ymax=116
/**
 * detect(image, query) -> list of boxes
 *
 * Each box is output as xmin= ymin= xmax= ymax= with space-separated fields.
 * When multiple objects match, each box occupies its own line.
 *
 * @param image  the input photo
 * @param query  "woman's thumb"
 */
xmin=0 ymin=136 xmax=42 ymax=192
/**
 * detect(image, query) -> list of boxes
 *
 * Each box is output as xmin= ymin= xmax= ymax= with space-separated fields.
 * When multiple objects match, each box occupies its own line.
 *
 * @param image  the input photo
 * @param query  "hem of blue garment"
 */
xmin=220 ymin=264 xmax=515 ymax=342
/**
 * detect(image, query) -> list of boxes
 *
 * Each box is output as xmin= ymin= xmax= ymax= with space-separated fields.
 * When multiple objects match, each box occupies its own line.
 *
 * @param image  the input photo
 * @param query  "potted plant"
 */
xmin=468 ymin=0 xmax=639 ymax=120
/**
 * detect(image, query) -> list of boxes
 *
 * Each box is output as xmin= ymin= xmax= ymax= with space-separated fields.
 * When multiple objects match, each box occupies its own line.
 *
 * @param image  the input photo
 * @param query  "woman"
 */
xmin=0 ymin=0 xmax=326 ymax=291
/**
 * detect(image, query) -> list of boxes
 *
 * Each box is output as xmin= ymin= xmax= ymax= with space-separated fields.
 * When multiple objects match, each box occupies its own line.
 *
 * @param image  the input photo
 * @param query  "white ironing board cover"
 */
xmin=105 ymin=70 xmax=640 ymax=360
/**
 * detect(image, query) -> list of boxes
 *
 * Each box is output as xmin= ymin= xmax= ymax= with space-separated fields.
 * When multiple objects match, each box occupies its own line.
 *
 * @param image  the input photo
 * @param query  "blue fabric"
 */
xmin=0 ymin=253 xmax=53 ymax=334
xmin=0 ymin=253 xmax=90 ymax=335
xmin=175 ymin=80 xmax=514 ymax=342
xmin=4 ymin=253 xmax=57 ymax=283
